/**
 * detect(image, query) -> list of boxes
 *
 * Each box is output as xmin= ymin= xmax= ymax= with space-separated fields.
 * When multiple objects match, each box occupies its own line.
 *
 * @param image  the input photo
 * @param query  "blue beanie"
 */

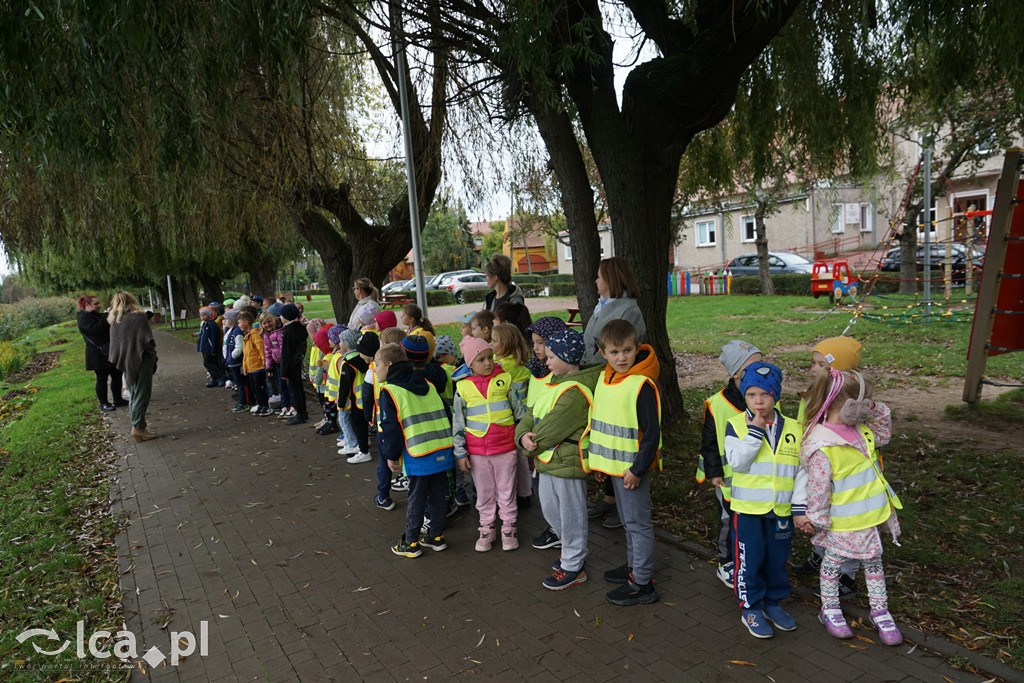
xmin=280 ymin=303 xmax=300 ymax=321
xmin=545 ymin=328 xmax=585 ymax=365
xmin=739 ymin=361 xmax=783 ymax=400
xmin=327 ymin=324 xmax=346 ymax=347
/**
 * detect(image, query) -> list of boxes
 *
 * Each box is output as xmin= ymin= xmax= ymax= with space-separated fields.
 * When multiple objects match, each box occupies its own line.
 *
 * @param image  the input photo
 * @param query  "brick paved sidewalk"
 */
xmin=109 ymin=330 xmax=1002 ymax=682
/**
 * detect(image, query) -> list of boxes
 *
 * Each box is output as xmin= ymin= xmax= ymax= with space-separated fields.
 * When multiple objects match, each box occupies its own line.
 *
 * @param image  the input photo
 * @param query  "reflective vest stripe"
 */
xmin=380 ymin=386 xmax=453 ymax=457
xmin=456 ymin=373 xmax=515 ymax=438
xmin=529 ymin=380 xmax=593 ymax=469
xmin=591 ymin=418 xmax=638 ymax=441
xmin=727 ymin=414 xmax=801 ymax=516
xmin=831 ymin=491 xmax=890 ymax=520
xmin=832 ymin=467 xmax=879 ymax=493
xmin=821 ymin=424 xmax=902 ymax=531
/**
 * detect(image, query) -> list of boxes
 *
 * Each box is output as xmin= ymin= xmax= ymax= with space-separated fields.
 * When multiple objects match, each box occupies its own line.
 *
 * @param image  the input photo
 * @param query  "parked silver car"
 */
xmin=444 ymin=272 xmax=490 ymax=303
xmin=425 ymin=269 xmax=478 ymax=290
xmin=726 ymin=251 xmax=814 ymax=276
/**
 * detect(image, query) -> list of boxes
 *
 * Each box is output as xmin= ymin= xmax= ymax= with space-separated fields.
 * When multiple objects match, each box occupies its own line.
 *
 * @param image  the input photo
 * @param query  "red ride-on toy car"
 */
xmin=812 ymin=259 xmax=858 ymax=302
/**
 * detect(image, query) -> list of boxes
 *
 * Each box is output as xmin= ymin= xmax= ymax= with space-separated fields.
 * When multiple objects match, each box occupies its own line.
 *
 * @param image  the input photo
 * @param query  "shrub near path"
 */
xmin=0 ymin=323 xmax=125 ymax=682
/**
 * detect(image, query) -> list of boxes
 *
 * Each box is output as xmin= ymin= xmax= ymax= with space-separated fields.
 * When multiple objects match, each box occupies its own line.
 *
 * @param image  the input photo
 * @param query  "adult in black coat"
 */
xmin=76 ymin=295 xmax=127 ymax=412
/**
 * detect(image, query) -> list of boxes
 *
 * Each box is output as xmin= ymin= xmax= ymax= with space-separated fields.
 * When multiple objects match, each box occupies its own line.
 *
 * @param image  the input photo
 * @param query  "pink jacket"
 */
xmin=263 ymin=328 xmax=283 ymax=369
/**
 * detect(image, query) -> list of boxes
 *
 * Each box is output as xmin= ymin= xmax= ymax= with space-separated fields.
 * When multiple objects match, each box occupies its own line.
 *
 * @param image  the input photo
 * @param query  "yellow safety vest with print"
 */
xmin=821 ymin=425 xmax=902 ymax=532
xmin=588 ymin=373 xmax=662 ymax=477
xmin=456 ymin=372 xmax=514 ymax=438
xmin=727 ymin=414 xmax=801 ymax=516
xmin=529 ymin=379 xmax=593 ymax=470
xmin=695 ymin=390 xmax=742 ymax=501
xmin=377 ymin=383 xmax=454 ymax=458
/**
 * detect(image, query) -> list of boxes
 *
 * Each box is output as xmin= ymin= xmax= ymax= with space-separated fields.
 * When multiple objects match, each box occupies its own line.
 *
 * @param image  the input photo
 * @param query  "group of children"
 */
xmin=697 ymin=335 xmax=904 ymax=645
xmin=196 ymin=292 xmax=904 ymax=632
xmin=197 ymin=295 xmax=310 ymax=425
xmin=299 ymin=301 xmax=664 ymax=607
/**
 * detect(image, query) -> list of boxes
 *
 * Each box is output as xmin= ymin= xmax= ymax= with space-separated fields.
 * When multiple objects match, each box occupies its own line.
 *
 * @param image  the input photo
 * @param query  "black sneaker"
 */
xmin=317 ymin=422 xmax=340 ymax=436
xmin=532 ymin=527 xmax=561 ymax=550
xmin=99 ymin=403 xmax=116 ymax=412
xmin=285 ymin=415 xmax=307 ymax=425
xmin=606 ymin=579 xmax=659 ymax=606
xmin=391 ymin=536 xmax=422 ymax=558
xmin=603 ymin=564 xmax=632 ymax=584
xmin=542 ymin=568 xmax=587 ymax=591
xmin=420 ymin=534 xmax=448 ymax=552
xmin=793 ymin=551 xmax=823 ymax=576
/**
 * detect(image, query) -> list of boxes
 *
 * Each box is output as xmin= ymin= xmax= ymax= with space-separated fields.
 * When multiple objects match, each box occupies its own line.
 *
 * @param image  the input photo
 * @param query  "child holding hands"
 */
xmin=797 ymin=369 xmax=903 ymax=645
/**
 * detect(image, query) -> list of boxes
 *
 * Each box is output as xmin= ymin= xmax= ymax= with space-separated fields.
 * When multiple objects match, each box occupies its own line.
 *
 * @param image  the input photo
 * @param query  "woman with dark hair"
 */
xmin=581 ymin=257 xmax=647 ymax=528
xmin=484 ymin=253 xmax=525 ymax=311
xmin=77 ymin=295 xmax=127 ymax=413
xmin=348 ymin=277 xmax=381 ymax=330
xmin=581 ymin=257 xmax=646 ymax=365
xmin=108 ymin=292 xmax=159 ymax=442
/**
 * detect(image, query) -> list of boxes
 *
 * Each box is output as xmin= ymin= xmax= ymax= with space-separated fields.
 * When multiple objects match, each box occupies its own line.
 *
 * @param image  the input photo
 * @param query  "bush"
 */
xmin=0 ymin=297 xmax=77 ymax=341
xmin=458 ymin=289 xmax=489 ymax=304
xmin=0 ymin=340 xmax=26 ymax=380
xmin=547 ymin=283 xmax=578 ymax=297
xmin=512 ymin=274 xmax=545 ymax=286
xmin=547 ymin=274 xmax=574 ymax=284
xmin=727 ymin=273 xmax=811 ymax=295
xmin=427 ymin=290 xmax=454 ymax=307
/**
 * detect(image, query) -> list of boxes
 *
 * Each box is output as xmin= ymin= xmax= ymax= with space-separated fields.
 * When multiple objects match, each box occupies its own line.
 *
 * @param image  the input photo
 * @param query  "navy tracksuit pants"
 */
xmin=733 ymin=511 xmax=793 ymax=610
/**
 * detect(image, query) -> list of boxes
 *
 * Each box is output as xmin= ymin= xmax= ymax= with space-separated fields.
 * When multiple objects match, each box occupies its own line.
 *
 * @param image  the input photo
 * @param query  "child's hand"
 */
xmin=794 ymin=515 xmax=814 ymax=535
xmin=747 ymin=411 xmax=767 ymax=430
xmin=388 ymin=459 xmax=401 ymax=474
xmin=623 ymin=470 xmax=642 ymax=490
xmin=593 ymin=472 xmax=607 ymax=483
xmin=710 ymin=476 xmax=725 ymax=488
xmin=520 ymin=432 xmax=537 ymax=452
xmin=458 ymin=458 xmax=471 ymax=473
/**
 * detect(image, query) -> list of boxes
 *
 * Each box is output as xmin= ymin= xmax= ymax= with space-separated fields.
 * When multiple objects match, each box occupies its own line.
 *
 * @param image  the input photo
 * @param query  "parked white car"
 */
xmin=444 ymin=272 xmax=490 ymax=303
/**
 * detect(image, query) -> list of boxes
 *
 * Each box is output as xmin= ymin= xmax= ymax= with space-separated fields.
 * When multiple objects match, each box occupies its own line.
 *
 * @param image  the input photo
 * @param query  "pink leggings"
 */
xmin=469 ymin=450 xmax=518 ymax=529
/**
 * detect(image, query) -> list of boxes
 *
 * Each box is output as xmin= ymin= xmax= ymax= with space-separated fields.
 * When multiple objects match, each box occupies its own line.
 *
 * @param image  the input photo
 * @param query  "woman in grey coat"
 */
xmin=108 ymin=292 xmax=159 ymax=442
xmin=581 ymin=257 xmax=646 ymax=365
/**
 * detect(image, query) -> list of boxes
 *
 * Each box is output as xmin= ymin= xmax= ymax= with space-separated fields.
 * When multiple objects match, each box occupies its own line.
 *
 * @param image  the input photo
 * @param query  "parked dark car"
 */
xmin=879 ymin=243 xmax=984 ymax=284
xmin=726 ymin=251 xmax=814 ymax=276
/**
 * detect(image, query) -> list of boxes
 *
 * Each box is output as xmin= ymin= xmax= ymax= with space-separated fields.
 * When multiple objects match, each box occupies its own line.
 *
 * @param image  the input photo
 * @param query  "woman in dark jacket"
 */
xmin=483 ymin=253 xmax=526 ymax=312
xmin=77 ymin=295 xmax=127 ymax=412
xmin=108 ymin=292 xmax=159 ymax=442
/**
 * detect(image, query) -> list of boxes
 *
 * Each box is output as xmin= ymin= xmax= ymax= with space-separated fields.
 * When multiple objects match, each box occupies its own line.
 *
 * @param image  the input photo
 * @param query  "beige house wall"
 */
xmin=556 ymin=227 xmax=615 ymax=276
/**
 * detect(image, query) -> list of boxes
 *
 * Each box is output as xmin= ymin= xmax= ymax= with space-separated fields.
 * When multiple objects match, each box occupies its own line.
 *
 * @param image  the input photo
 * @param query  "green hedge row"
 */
xmin=726 ymin=273 xmax=900 ymax=296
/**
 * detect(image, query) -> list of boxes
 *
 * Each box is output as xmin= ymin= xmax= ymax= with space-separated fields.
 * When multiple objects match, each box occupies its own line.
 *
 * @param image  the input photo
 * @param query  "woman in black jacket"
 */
xmin=77 ymin=295 xmax=128 ymax=412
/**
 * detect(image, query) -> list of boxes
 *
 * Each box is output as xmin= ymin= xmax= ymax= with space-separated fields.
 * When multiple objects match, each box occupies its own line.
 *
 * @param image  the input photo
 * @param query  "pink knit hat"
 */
xmin=375 ymin=310 xmax=398 ymax=330
xmin=459 ymin=336 xmax=491 ymax=366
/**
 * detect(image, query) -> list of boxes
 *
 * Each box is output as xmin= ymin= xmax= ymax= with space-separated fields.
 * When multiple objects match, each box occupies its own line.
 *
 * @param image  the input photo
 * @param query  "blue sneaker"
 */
xmin=741 ymin=609 xmax=774 ymax=639
xmin=763 ymin=604 xmax=797 ymax=631
xmin=454 ymin=488 xmax=471 ymax=507
xmin=374 ymin=495 xmax=395 ymax=511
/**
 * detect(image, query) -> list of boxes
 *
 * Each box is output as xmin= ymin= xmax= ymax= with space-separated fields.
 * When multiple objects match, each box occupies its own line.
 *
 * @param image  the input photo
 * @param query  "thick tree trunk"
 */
xmin=197 ymin=273 xmax=225 ymax=304
xmin=754 ymin=202 xmax=774 ymax=295
xmin=528 ymin=102 xmax=601 ymax=325
xmin=899 ymin=201 xmax=922 ymax=295
xmin=245 ymin=252 xmax=277 ymax=302
xmin=296 ymin=210 xmax=354 ymax=322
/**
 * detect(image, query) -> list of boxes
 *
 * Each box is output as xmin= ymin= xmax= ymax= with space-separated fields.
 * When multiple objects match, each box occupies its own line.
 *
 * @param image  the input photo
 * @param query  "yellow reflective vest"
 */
xmin=821 ymin=425 xmax=902 ymax=531
xmin=530 ymin=380 xmax=593 ymax=471
xmin=456 ymin=372 xmax=514 ymax=437
xmin=324 ymin=351 xmax=343 ymax=402
xmin=727 ymin=414 xmax=801 ymax=516
xmin=308 ymin=346 xmax=324 ymax=391
xmin=526 ymin=372 xmax=551 ymax=409
xmin=588 ymin=373 xmax=662 ymax=477
xmin=378 ymin=383 xmax=454 ymax=459
xmin=695 ymin=390 xmax=742 ymax=501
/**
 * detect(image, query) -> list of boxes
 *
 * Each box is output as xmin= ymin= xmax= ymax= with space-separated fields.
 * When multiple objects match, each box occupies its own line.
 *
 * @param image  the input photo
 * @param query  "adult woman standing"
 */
xmin=581 ymin=257 xmax=646 ymax=365
xmin=483 ymin=253 xmax=526 ymax=312
xmin=107 ymin=292 xmax=159 ymax=442
xmin=348 ymin=278 xmax=381 ymax=331
xmin=581 ymin=257 xmax=647 ymax=528
xmin=77 ymin=295 xmax=128 ymax=413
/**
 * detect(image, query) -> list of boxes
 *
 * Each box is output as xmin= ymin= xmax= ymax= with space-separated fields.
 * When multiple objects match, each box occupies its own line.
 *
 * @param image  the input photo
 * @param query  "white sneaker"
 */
xmin=269 ymin=394 xmax=281 ymax=405
xmin=225 ymin=381 xmax=234 ymax=389
xmin=250 ymin=405 xmax=260 ymax=414
xmin=346 ymin=451 xmax=372 ymax=464
xmin=337 ymin=445 xmax=359 ymax=456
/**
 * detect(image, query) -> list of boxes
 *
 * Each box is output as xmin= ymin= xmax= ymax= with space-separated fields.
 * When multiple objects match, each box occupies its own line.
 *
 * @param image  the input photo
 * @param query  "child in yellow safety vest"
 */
xmin=334 ymin=327 xmax=371 ymax=464
xmin=797 ymin=369 xmax=902 ymax=645
xmin=724 ymin=362 xmax=800 ymax=639
xmin=515 ymin=327 xmax=601 ymax=591
xmin=588 ymin=319 xmax=662 ymax=606
xmin=454 ymin=336 xmax=526 ymax=552
xmin=696 ymin=340 xmax=763 ymax=590
xmin=490 ymin=322 xmax=534 ymax=509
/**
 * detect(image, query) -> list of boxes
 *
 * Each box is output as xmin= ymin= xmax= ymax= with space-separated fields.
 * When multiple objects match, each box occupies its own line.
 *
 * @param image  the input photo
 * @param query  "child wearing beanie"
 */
xmin=516 ymin=327 xmax=604 ymax=591
xmin=697 ymin=340 xmax=763 ymax=589
xmin=725 ymin=361 xmax=801 ymax=639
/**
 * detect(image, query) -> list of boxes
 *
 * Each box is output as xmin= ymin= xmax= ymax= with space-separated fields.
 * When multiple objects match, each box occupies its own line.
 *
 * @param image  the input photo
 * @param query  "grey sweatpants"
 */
xmin=538 ymin=473 xmax=588 ymax=572
xmin=611 ymin=475 xmax=656 ymax=585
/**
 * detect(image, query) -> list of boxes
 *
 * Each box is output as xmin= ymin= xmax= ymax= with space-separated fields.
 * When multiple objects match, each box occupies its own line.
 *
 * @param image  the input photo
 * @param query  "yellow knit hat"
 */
xmin=812 ymin=336 xmax=862 ymax=370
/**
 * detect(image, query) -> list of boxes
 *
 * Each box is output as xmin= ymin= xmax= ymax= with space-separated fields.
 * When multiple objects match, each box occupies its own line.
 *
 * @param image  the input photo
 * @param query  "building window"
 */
xmin=831 ymin=204 xmax=845 ymax=234
xmin=696 ymin=219 xmax=717 ymax=247
xmin=917 ymin=201 xmax=938 ymax=241
xmin=859 ymin=203 xmax=873 ymax=233
xmin=742 ymin=215 xmax=756 ymax=243
xmin=563 ymin=243 xmax=572 ymax=260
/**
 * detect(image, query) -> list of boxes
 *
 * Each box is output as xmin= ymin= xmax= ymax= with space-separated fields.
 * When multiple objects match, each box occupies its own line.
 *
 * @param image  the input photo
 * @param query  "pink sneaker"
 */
xmin=475 ymin=527 xmax=494 ymax=552
xmin=819 ymin=606 xmax=854 ymax=639
xmin=501 ymin=527 xmax=519 ymax=551
xmin=870 ymin=609 xmax=904 ymax=646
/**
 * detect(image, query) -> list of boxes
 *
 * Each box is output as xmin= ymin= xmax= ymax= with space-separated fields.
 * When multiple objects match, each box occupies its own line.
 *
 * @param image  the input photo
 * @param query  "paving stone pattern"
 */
xmin=110 ymin=330 xmax=991 ymax=681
